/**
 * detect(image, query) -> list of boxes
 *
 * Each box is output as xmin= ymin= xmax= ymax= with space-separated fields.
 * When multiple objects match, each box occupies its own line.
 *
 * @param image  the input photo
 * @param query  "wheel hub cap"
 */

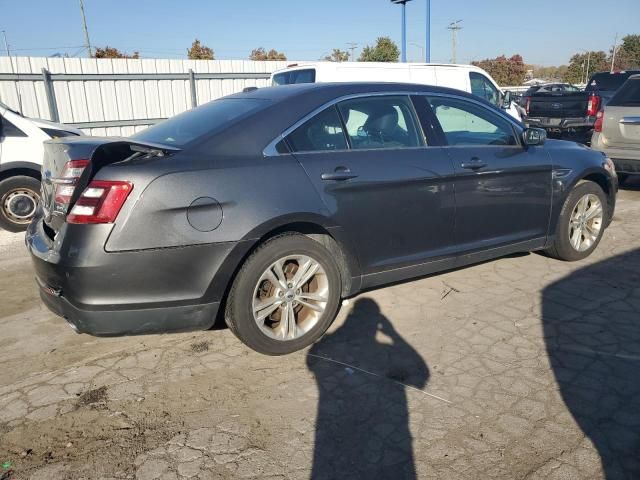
xmin=3 ymin=189 xmax=39 ymax=223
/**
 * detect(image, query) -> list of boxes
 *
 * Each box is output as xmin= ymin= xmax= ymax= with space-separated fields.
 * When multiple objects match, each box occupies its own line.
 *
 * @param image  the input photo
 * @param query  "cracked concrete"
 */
xmin=0 ymin=182 xmax=639 ymax=479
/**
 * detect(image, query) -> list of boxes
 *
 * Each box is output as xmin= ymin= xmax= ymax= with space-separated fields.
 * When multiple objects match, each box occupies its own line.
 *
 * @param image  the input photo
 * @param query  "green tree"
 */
xmin=358 ymin=37 xmax=400 ymax=62
xmin=93 ymin=46 xmax=139 ymax=59
xmin=613 ymin=34 xmax=640 ymax=70
xmin=187 ymin=39 xmax=214 ymax=60
xmin=324 ymin=49 xmax=350 ymax=62
xmin=471 ymin=55 xmax=527 ymax=86
xmin=563 ymin=51 xmax=608 ymax=84
xmin=250 ymin=48 xmax=287 ymax=61
xmin=531 ymin=65 xmax=569 ymax=82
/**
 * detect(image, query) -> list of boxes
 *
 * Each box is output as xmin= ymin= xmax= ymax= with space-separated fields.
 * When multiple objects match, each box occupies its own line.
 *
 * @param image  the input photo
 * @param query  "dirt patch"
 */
xmin=76 ymin=386 xmax=108 ymax=408
xmin=190 ymin=340 xmax=210 ymax=353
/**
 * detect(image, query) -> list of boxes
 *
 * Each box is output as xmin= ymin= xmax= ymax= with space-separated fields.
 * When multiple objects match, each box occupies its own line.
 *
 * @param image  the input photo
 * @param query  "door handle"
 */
xmin=619 ymin=116 xmax=640 ymax=126
xmin=460 ymin=158 xmax=487 ymax=170
xmin=321 ymin=167 xmax=358 ymax=181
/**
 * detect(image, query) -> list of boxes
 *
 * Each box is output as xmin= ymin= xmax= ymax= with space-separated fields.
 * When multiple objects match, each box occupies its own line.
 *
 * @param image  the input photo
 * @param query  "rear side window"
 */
xmin=470 ymin=72 xmax=500 ymax=106
xmin=272 ymin=69 xmax=316 ymax=86
xmin=337 ymin=96 xmax=423 ymax=149
xmin=286 ymin=106 xmax=347 ymax=152
xmin=426 ymin=96 xmax=518 ymax=146
xmin=132 ymin=98 xmax=268 ymax=147
xmin=0 ymin=116 xmax=27 ymax=137
xmin=608 ymin=78 xmax=640 ymax=107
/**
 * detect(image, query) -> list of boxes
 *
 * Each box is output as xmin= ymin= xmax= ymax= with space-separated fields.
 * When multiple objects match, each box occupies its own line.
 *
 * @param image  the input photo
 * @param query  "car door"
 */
xmin=284 ymin=95 xmax=457 ymax=280
xmin=419 ymin=94 xmax=552 ymax=255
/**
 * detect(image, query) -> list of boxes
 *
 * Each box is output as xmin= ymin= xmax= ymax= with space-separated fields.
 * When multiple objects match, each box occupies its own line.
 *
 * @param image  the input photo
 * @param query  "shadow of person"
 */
xmin=307 ymin=298 xmax=429 ymax=479
xmin=542 ymin=249 xmax=640 ymax=479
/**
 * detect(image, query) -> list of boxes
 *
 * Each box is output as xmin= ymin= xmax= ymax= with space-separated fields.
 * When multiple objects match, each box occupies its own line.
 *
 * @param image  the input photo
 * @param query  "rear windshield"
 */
xmin=272 ymin=69 xmax=316 ymax=86
xmin=586 ymin=72 xmax=640 ymax=92
xmin=608 ymin=78 xmax=640 ymax=107
xmin=132 ymin=98 xmax=268 ymax=147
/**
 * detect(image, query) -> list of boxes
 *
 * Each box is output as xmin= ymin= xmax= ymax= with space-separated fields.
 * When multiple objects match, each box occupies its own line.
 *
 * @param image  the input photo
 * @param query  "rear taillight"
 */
xmin=587 ymin=94 xmax=601 ymax=117
xmin=67 ymin=180 xmax=133 ymax=224
xmin=525 ymin=97 xmax=531 ymax=116
xmin=594 ymin=110 xmax=604 ymax=133
xmin=54 ymin=159 xmax=89 ymax=204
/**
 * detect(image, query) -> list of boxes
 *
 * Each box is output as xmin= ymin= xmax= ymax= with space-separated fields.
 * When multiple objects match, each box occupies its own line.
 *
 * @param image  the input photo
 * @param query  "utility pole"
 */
xmin=78 ymin=0 xmax=93 ymax=57
xmin=391 ymin=0 xmax=413 ymax=63
xmin=610 ymin=33 xmax=619 ymax=73
xmin=425 ymin=0 xmax=431 ymax=62
xmin=347 ymin=42 xmax=358 ymax=62
xmin=448 ymin=20 xmax=463 ymax=64
xmin=1 ymin=30 xmax=10 ymax=57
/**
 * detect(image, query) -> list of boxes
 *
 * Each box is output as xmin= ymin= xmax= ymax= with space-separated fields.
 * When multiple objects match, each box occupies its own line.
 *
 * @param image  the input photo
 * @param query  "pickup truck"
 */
xmin=525 ymin=70 xmax=640 ymax=144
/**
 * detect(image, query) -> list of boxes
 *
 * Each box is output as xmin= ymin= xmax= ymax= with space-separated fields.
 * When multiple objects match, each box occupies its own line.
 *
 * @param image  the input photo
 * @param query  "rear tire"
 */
xmin=0 ymin=176 xmax=41 ymax=233
xmin=225 ymin=233 xmax=341 ymax=355
xmin=545 ymin=181 xmax=607 ymax=261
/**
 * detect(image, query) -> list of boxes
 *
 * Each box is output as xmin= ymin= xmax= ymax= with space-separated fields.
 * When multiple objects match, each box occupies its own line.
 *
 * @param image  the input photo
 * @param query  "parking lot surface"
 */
xmin=1 ymin=182 xmax=639 ymax=480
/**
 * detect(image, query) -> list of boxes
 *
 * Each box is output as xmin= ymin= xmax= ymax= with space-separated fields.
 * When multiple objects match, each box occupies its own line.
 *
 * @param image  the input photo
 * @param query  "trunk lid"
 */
xmin=41 ymin=137 xmax=180 ymax=233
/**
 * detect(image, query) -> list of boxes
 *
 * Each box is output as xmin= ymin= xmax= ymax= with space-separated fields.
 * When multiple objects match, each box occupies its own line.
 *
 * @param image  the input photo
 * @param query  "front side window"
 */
xmin=286 ymin=106 xmax=347 ymax=152
xmin=426 ymin=96 xmax=519 ymax=146
xmin=470 ymin=72 xmax=500 ymax=106
xmin=336 ymin=96 xmax=423 ymax=150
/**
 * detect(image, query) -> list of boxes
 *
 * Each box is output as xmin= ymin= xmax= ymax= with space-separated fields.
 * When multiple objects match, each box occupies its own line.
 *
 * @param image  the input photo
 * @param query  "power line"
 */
xmin=447 ymin=20 xmax=463 ymax=64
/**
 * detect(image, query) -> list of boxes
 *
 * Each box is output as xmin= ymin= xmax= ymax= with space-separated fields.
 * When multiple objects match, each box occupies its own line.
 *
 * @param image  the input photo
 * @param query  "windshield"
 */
xmin=132 ymin=98 xmax=269 ymax=147
xmin=272 ymin=69 xmax=316 ymax=86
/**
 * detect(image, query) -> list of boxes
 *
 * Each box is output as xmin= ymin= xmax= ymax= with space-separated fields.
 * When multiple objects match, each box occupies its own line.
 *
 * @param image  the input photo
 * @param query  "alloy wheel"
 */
xmin=252 ymin=254 xmax=329 ymax=341
xmin=568 ymin=193 xmax=603 ymax=252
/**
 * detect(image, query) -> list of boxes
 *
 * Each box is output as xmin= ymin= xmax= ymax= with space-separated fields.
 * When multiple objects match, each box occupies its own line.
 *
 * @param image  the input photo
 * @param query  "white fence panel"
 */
xmin=0 ymin=56 xmax=286 ymax=135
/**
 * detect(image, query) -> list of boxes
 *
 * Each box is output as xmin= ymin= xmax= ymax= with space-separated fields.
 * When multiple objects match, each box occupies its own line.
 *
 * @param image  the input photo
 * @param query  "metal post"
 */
xmin=41 ymin=68 xmax=60 ymax=122
xmin=586 ymin=51 xmax=591 ymax=83
xmin=78 ymin=0 xmax=92 ymax=57
xmin=425 ymin=0 xmax=431 ymax=62
xmin=401 ymin=2 xmax=407 ymax=62
xmin=188 ymin=69 xmax=197 ymax=108
xmin=610 ymin=33 xmax=618 ymax=73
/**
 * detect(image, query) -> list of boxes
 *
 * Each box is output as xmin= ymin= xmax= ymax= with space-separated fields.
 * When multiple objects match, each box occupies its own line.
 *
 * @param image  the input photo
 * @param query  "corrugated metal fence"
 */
xmin=0 ymin=57 xmax=288 ymax=136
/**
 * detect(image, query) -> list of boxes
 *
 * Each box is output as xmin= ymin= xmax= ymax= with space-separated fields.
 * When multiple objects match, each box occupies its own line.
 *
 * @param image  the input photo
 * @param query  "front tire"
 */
xmin=225 ymin=233 xmax=342 ymax=355
xmin=545 ymin=181 xmax=607 ymax=261
xmin=0 ymin=176 xmax=41 ymax=233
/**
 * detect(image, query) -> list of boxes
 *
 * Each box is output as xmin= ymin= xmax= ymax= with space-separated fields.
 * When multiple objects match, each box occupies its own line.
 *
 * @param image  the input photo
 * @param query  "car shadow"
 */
xmin=306 ymin=298 xmax=429 ymax=479
xmin=542 ymin=248 xmax=640 ymax=478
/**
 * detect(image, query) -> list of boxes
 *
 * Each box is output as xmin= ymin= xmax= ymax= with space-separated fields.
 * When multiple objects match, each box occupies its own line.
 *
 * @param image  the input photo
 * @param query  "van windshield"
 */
xmin=272 ymin=69 xmax=316 ymax=86
xmin=132 ymin=98 xmax=268 ymax=147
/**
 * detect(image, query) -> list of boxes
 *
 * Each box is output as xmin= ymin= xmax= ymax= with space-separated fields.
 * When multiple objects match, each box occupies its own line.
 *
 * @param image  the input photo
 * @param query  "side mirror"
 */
xmin=523 ymin=127 xmax=546 ymax=146
xmin=501 ymin=91 xmax=512 ymax=109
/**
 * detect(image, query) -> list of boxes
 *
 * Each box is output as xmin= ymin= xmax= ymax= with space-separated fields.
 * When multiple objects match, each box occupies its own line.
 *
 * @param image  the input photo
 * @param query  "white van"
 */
xmin=0 ymin=100 xmax=83 ymax=232
xmin=271 ymin=62 xmax=523 ymax=121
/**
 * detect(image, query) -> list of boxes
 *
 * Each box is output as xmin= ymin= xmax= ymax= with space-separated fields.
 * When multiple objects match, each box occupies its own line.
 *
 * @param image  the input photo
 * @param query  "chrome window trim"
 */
xmin=262 ymin=90 xmax=524 ymax=157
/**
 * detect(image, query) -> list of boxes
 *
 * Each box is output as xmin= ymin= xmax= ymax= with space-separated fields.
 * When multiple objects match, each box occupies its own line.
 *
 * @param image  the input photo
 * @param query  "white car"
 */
xmin=0 ymin=100 xmax=84 ymax=231
xmin=271 ymin=62 xmax=523 ymax=121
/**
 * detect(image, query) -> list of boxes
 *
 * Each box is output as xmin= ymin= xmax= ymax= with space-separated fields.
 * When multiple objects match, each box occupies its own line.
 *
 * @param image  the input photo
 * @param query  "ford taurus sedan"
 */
xmin=27 ymin=82 xmax=618 ymax=355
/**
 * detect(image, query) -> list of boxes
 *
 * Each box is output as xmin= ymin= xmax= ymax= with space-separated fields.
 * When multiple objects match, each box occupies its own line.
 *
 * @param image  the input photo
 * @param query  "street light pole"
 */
xmin=425 ymin=0 xmax=431 ymax=62
xmin=392 ymin=0 xmax=413 ymax=63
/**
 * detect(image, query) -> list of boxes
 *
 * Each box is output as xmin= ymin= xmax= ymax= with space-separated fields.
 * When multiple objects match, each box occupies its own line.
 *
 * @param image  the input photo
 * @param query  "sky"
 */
xmin=1 ymin=0 xmax=638 ymax=66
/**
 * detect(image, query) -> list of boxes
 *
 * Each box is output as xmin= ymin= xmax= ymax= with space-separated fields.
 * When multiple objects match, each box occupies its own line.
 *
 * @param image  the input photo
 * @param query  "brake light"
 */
xmin=67 ymin=180 xmax=133 ymax=224
xmin=594 ymin=111 xmax=604 ymax=133
xmin=54 ymin=159 xmax=89 ymax=204
xmin=587 ymin=94 xmax=601 ymax=117
xmin=525 ymin=97 xmax=531 ymax=116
